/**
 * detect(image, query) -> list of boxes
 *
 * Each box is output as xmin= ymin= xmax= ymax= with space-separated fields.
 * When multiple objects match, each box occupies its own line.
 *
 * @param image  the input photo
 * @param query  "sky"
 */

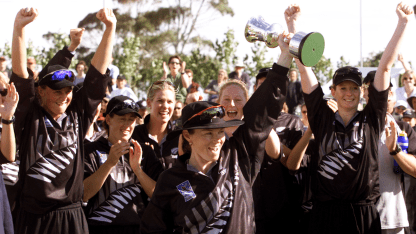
xmin=0 ymin=0 xmax=415 ymax=73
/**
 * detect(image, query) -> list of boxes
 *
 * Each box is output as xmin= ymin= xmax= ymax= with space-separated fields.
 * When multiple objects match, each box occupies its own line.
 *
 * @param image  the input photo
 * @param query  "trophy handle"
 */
xmin=245 ymin=16 xmax=281 ymax=48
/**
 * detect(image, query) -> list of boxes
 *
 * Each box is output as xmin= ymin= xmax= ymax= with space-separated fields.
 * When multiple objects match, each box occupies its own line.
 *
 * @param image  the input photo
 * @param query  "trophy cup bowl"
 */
xmin=245 ymin=16 xmax=325 ymax=67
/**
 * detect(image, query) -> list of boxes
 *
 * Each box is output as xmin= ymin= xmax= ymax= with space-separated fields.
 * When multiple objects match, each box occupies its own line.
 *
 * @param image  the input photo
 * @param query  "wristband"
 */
xmin=390 ymin=144 xmax=402 ymax=156
xmin=1 ymin=116 xmax=15 ymax=125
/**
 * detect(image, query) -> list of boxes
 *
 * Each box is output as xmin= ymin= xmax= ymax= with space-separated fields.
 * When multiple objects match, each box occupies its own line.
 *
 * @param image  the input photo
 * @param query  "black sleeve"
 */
xmin=70 ymin=65 xmax=111 ymax=135
xmin=140 ymin=144 xmax=164 ymax=181
xmin=11 ymin=69 xmax=36 ymax=142
xmin=297 ymin=82 xmax=304 ymax=105
xmin=233 ymin=63 xmax=287 ymax=182
xmin=363 ymin=83 xmax=388 ymax=135
xmin=398 ymin=121 xmax=416 ymax=156
xmin=287 ymin=117 xmax=304 ymax=150
xmin=140 ymin=172 xmax=175 ymax=234
xmin=37 ymin=46 xmax=74 ymax=79
xmin=302 ymin=85 xmax=334 ymax=138
xmin=205 ymin=81 xmax=215 ymax=91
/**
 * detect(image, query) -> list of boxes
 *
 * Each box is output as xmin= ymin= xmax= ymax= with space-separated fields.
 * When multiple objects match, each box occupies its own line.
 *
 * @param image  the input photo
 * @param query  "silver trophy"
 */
xmin=244 ymin=16 xmax=325 ymax=67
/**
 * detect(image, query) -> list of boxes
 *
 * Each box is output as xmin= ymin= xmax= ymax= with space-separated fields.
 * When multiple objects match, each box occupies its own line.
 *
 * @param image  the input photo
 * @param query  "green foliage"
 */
xmin=183 ymin=49 xmax=221 ymax=88
xmin=243 ymin=42 xmax=273 ymax=78
xmin=337 ymin=56 xmax=350 ymax=69
xmin=0 ymin=43 xmax=11 ymax=58
xmin=357 ymin=51 xmax=384 ymax=67
xmin=311 ymin=55 xmax=333 ymax=84
xmin=113 ymin=35 xmax=141 ymax=84
xmin=212 ymin=29 xmax=238 ymax=73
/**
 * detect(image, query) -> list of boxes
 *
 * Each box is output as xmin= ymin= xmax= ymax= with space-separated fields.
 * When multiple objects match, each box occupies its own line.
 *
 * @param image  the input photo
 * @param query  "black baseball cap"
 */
xmin=167 ymin=101 xmax=244 ymax=140
xmin=403 ymin=110 xmax=416 ymax=119
xmin=332 ymin=66 xmax=362 ymax=87
xmin=363 ymin=70 xmax=376 ymax=84
xmin=137 ymin=99 xmax=147 ymax=109
xmin=256 ymin=67 xmax=271 ymax=80
xmin=407 ymin=94 xmax=416 ymax=109
xmin=38 ymin=65 xmax=75 ymax=90
xmin=104 ymin=96 xmax=142 ymax=118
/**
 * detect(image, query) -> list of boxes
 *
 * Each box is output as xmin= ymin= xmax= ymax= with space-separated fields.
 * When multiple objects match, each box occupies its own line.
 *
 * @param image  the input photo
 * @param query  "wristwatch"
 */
xmin=1 ymin=116 xmax=15 ymax=125
xmin=390 ymin=144 xmax=402 ymax=155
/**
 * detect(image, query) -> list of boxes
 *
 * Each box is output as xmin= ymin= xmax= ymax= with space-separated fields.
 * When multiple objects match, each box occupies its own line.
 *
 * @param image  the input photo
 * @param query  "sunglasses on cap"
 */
xmin=108 ymin=101 xmax=140 ymax=115
xmin=40 ymin=70 xmax=74 ymax=83
xmin=149 ymin=80 xmax=175 ymax=90
xmin=333 ymin=67 xmax=362 ymax=78
xmin=183 ymin=105 xmax=226 ymax=127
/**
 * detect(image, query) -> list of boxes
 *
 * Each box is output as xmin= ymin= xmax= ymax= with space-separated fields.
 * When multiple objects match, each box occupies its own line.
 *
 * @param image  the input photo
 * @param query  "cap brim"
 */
xmin=333 ymin=77 xmax=362 ymax=87
xmin=108 ymin=109 xmax=142 ymax=118
xmin=167 ymin=119 xmax=244 ymax=141
xmin=47 ymin=80 xmax=75 ymax=90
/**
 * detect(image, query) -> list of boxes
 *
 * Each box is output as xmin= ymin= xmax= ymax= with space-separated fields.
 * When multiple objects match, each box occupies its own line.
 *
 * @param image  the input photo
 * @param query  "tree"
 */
xmin=337 ymin=56 xmax=350 ymax=69
xmin=312 ymin=55 xmax=333 ymax=84
xmin=243 ymin=42 xmax=274 ymax=78
xmin=212 ymin=29 xmax=238 ymax=73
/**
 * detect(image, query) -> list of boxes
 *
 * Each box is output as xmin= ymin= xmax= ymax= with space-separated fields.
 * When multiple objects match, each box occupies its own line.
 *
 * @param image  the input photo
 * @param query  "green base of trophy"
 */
xmin=290 ymin=32 xmax=325 ymax=67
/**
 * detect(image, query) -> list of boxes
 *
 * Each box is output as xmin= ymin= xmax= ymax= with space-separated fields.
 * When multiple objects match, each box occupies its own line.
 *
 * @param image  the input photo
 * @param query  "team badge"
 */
xmin=176 ymin=180 xmax=196 ymax=202
xmin=171 ymin=147 xmax=178 ymax=159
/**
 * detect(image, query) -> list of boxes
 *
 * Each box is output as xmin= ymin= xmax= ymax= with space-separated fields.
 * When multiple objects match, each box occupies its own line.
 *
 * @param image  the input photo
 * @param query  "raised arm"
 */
xmin=374 ymin=3 xmax=413 ymax=92
xmin=0 ymin=82 xmax=19 ymax=163
xmin=68 ymin=28 xmax=85 ymax=52
xmin=285 ymin=5 xmax=319 ymax=94
xmin=398 ymin=54 xmax=412 ymax=72
xmin=90 ymin=8 xmax=117 ymax=74
xmin=285 ymin=127 xmax=313 ymax=171
xmin=12 ymin=8 xmax=39 ymax=79
xmin=179 ymin=61 xmax=191 ymax=88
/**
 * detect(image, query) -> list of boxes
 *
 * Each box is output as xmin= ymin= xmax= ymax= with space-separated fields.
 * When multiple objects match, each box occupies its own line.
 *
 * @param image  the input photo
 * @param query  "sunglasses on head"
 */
xmin=41 ymin=70 xmax=74 ymax=83
xmin=149 ymin=80 xmax=175 ymax=90
xmin=108 ymin=101 xmax=140 ymax=115
xmin=183 ymin=105 xmax=226 ymax=127
xmin=334 ymin=67 xmax=362 ymax=79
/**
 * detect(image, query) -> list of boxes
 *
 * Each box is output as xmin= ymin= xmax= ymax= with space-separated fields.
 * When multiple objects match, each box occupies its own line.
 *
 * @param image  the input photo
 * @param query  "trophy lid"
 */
xmin=299 ymin=32 xmax=325 ymax=67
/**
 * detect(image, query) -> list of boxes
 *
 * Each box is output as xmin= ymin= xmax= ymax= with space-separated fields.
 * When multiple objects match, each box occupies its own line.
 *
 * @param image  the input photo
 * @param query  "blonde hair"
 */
xmin=218 ymin=79 xmax=249 ymax=103
xmin=402 ymin=70 xmax=416 ymax=83
xmin=146 ymin=80 xmax=176 ymax=101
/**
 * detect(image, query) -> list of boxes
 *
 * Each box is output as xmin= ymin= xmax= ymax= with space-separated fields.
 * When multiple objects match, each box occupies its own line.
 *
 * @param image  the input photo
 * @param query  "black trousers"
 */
xmin=15 ymin=202 xmax=88 ymax=234
xmin=308 ymin=201 xmax=381 ymax=234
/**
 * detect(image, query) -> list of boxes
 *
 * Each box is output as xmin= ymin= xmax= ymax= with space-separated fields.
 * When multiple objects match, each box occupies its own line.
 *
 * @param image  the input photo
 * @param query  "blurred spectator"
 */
xmin=0 ymin=57 xmax=10 ymax=78
xmin=162 ymin=55 xmax=190 ymax=103
xmin=27 ymin=57 xmax=39 ymax=79
xmin=73 ymin=60 xmax=87 ymax=85
xmin=185 ymin=69 xmax=201 ymax=94
xmin=204 ymin=69 xmax=228 ymax=102
xmin=300 ymin=104 xmax=308 ymax=131
xmin=287 ymin=68 xmax=303 ymax=114
xmin=228 ymin=60 xmax=251 ymax=89
xmin=407 ymin=94 xmax=416 ymax=110
xmin=402 ymin=110 xmax=416 ymax=131
xmin=185 ymin=91 xmax=203 ymax=105
xmin=393 ymin=100 xmax=408 ymax=121
xmin=96 ymin=94 xmax=110 ymax=130
xmin=108 ymin=57 xmax=119 ymax=83
xmin=110 ymin=75 xmax=138 ymax=102
xmin=171 ymin=101 xmax=184 ymax=128
xmin=396 ymin=70 xmax=416 ymax=109
xmin=136 ymin=99 xmax=148 ymax=125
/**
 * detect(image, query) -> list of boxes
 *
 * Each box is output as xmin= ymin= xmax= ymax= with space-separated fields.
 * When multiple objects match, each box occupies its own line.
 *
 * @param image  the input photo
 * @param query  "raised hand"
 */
xmin=96 ymin=8 xmax=117 ymax=27
xmin=385 ymin=121 xmax=397 ymax=152
xmin=107 ymin=140 xmax=130 ymax=166
xmin=68 ymin=28 xmax=85 ymax=52
xmin=284 ymin=4 xmax=301 ymax=34
xmin=396 ymin=2 xmax=414 ymax=22
xmin=398 ymin=54 xmax=404 ymax=62
xmin=0 ymin=82 xmax=19 ymax=120
xmin=180 ymin=61 xmax=186 ymax=73
xmin=278 ymin=31 xmax=292 ymax=54
xmin=163 ymin=62 xmax=169 ymax=75
xmin=14 ymin=7 xmax=39 ymax=29
xmin=129 ymin=139 xmax=143 ymax=172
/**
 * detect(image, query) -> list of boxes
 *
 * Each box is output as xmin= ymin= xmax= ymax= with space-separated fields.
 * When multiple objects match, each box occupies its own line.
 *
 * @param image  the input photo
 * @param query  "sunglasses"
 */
xmin=0 ymin=89 xmax=7 ymax=97
xmin=403 ymin=77 xmax=413 ymax=81
xmin=108 ymin=101 xmax=140 ymax=115
xmin=149 ymin=80 xmax=175 ymax=90
xmin=169 ymin=62 xmax=180 ymax=65
xmin=397 ymin=106 xmax=406 ymax=111
xmin=41 ymin=70 xmax=75 ymax=83
xmin=183 ymin=105 xmax=225 ymax=127
xmin=334 ymin=67 xmax=362 ymax=79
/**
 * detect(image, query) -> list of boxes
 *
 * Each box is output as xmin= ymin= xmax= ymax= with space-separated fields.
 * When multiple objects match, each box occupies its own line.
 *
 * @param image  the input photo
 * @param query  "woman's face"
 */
xmin=76 ymin=64 xmax=85 ymax=74
xmin=219 ymin=85 xmax=246 ymax=121
xmin=301 ymin=105 xmax=307 ymax=119
xmin=168 ymin=58 xmax=181 ymax=74
xmin=148 ymin=89 xmax=175 ymax=123
xmin=402 ymin=74 xmax=415 ymax=88
xmin=218 ymin=71 xmax=227 ymax=83
xmin=106 ymin=112 xmax=137 ymax=142
xmin=187 ymin=128 xmax=225 ymax=162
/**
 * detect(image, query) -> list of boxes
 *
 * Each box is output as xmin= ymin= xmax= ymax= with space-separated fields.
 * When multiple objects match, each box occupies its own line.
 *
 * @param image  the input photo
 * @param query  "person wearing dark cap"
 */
xmin=83 ymin=96 xmax=163 ymax=234
xmin=288 ymin=3 xmax=414 ymax=234
xmin=407 ymin=94 xmax=416 ymax=110
xmin=140 ymin=29 xmax=291 ymax=233
xmin=11 ymin=7 xmax=116 ymax=234
xmin=110 ymin=75 xmax=138 ymax=102
xmin=402 ymin=110 xmax=416 ymax=131
xmin=136 ymin=99 xmax=148 ymax=125
xmin=252 ymin=66 xmax=306 ymax=234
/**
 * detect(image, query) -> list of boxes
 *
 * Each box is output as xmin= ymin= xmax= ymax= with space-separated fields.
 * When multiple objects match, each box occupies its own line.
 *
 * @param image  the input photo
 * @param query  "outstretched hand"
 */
xmin=68 ymin=28 xmax=85 ymax=51
xmin=284 ymin=4 xmax=301 ymax=34
xmin=14 ymin=7 xmax=39 ymax=28
xmin=129 ymin=139 xmax=143 ymax=172
xmin=385 ymin=121 xmax=397 ymax=152
xmin=278 ymin=31 xmax=292 ymax=54
xmin=396 ymin=2 xmax=414 ymax=22
xmin=0 ymin=82 xmax=19 ymax=120
xmin=96 ymin=8 xmax=117 ymax=27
